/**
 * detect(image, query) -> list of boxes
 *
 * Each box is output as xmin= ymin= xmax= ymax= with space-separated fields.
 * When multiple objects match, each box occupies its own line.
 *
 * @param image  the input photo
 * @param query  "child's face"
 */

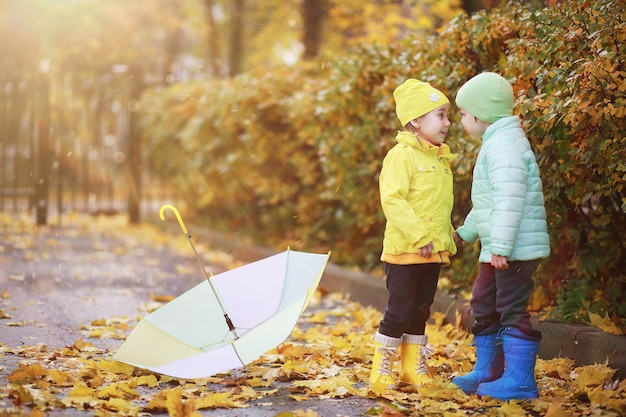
xmin=459 ymin=108 xmax=490 ymax=139
xmin=413 ymin=104 xmax=450 ymax=146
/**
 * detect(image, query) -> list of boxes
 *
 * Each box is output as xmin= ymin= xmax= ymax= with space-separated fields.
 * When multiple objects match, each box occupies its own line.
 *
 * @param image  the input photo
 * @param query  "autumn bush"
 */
xmin=141 ymin=0 xmax=625 ymax=329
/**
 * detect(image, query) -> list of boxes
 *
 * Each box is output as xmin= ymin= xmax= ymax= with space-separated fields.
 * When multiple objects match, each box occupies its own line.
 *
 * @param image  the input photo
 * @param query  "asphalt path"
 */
xmin=0 ymin=213 xmax=379 ymax=416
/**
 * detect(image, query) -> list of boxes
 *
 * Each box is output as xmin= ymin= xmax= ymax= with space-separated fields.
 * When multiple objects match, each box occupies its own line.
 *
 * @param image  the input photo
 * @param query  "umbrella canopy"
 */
xmin=114 ymin=249 xmax=330 ymax=379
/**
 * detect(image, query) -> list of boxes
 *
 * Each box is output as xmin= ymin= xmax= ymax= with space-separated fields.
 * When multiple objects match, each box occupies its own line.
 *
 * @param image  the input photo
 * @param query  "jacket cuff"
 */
xmin=489 ymin=241 xmax=513 ymax=257
xmin=456 ymin=226 xmax=476 ymax=243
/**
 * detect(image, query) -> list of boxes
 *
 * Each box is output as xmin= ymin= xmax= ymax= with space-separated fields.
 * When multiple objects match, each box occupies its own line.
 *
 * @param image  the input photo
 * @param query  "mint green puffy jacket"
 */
xmin=379 ymin=131 xmax=457 ymax=257
xmin=456 ymin=116 xmax=550 ymax=262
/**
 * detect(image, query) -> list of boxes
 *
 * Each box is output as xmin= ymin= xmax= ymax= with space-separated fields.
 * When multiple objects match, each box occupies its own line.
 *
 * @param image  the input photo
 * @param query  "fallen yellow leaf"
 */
xmin=8 ymin=363 xmax=48 ymax=384
xmin=587 ymin=312 xmax=625 ymax=335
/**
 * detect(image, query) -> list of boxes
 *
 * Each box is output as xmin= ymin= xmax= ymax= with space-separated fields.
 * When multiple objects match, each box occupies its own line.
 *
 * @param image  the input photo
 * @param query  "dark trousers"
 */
xmin=379 ymin=262 xmax=440 ymax=338
xmin=470 ymin=260 xmax=541 ymax=340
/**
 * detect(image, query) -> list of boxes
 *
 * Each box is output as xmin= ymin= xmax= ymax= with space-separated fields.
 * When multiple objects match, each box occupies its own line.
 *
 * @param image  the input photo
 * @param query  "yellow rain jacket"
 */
xmin=379 ymin=131 xmax=457 ymax=265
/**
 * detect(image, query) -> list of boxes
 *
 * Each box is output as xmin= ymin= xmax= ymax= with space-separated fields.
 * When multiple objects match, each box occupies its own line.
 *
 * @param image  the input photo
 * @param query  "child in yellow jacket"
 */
xmin=370 ymin=79 xmax=457 ymax=388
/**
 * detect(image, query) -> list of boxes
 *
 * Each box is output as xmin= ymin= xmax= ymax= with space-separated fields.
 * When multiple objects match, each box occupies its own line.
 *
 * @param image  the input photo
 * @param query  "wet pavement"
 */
xmin=0 ymin=212 xmax=380 ymax=416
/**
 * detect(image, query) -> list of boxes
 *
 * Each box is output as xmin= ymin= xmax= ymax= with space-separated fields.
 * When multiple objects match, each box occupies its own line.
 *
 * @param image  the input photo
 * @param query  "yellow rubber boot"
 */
xmin=369 ymin=332 xmax=401 ymax=387
xmin=399 ymin=334 xmax=433 ymax=386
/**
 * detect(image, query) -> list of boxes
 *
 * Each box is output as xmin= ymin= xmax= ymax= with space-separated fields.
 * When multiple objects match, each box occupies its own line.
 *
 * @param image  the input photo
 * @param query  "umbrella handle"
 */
xmin=158 ymin=204 xmax=240 ymax=340
xmin=159 ymin=204 xmax=188 ymax=234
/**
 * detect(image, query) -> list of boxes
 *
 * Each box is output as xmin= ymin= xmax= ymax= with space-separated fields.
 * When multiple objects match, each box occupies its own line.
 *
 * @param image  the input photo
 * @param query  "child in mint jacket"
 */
xmin=452 ymin=72 xmax=550 ymax=400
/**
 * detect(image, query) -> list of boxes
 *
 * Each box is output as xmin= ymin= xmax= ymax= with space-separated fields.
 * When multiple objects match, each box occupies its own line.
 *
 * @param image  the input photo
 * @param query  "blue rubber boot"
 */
xmin=452 ymin=332 xmax=504 ymax=394
xmin=476 ymin=327 xmax=540 ymax=400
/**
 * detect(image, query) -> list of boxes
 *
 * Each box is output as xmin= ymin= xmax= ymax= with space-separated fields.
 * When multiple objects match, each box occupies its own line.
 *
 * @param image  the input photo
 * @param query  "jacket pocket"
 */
xmin=409 ymin=164 xmax=440 ymax=196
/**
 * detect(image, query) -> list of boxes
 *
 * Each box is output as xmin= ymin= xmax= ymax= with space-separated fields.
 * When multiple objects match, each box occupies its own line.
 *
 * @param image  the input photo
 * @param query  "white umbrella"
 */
xmin=113 ymin=205 xmax=330 ymax=379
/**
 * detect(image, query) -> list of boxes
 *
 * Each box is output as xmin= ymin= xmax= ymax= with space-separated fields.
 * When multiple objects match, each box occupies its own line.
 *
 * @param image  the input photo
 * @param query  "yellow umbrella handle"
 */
xmin=158 ymin=204 xmax=240 ymax=339
xmin=159 ymin=204 xmax=188 ymax=235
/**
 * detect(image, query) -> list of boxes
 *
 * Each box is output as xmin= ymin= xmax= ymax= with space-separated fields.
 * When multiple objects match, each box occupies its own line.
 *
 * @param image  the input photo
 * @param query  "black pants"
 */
xmin=379 ymin=262 xmax=440 ymax=338
xmin=470 ymin=260 xmax=542 ymax=341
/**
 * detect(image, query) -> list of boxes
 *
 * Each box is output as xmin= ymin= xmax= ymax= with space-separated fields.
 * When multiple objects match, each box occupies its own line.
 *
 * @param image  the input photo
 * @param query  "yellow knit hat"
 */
xmin=393 ymin=79 xmax=450 ymax=126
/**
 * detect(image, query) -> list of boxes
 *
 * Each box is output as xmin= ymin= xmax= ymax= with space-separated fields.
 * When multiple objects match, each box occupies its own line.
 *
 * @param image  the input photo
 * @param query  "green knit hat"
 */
xmin=455 ymin=72 xmax=514 ymax=123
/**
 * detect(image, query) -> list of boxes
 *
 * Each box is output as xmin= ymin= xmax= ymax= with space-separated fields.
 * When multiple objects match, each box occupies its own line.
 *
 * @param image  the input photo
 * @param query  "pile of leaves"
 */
xmin=0 ymin=293 xmax=624 ymax=416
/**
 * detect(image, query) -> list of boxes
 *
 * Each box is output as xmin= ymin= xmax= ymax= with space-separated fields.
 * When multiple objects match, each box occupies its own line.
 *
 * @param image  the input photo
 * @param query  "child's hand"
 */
xmin=491 ymin=254 xmax=508 ymax=270
xmin=453 ymin=232 xmax=465 ymax=246
xmin=419 ymin=241 xmax=434 ymax=258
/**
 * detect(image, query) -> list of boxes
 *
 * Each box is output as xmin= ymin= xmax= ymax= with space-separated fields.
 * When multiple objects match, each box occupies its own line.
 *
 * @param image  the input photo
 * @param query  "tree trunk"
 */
xmin=204 ymin=0 xmax=221 ymax=77
xmin=301 ymin=0 xmax=327 ymax=60
xmin=163 ymin=28 xmax=182 ymax=83
xmin=228 ymin=0 xmax=244 ymax=77
xmin=127 ymin=67 xmax=142 ymax=224
xmin=35 ymin=72 xmax=51 ymax=225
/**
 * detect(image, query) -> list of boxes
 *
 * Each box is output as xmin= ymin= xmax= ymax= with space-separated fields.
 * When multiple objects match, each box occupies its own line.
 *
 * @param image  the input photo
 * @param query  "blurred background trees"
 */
xmin=0 ymin=0 xmax=466 ymax=222
xmin=0 ymin=0 xmax=499 ymax=82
